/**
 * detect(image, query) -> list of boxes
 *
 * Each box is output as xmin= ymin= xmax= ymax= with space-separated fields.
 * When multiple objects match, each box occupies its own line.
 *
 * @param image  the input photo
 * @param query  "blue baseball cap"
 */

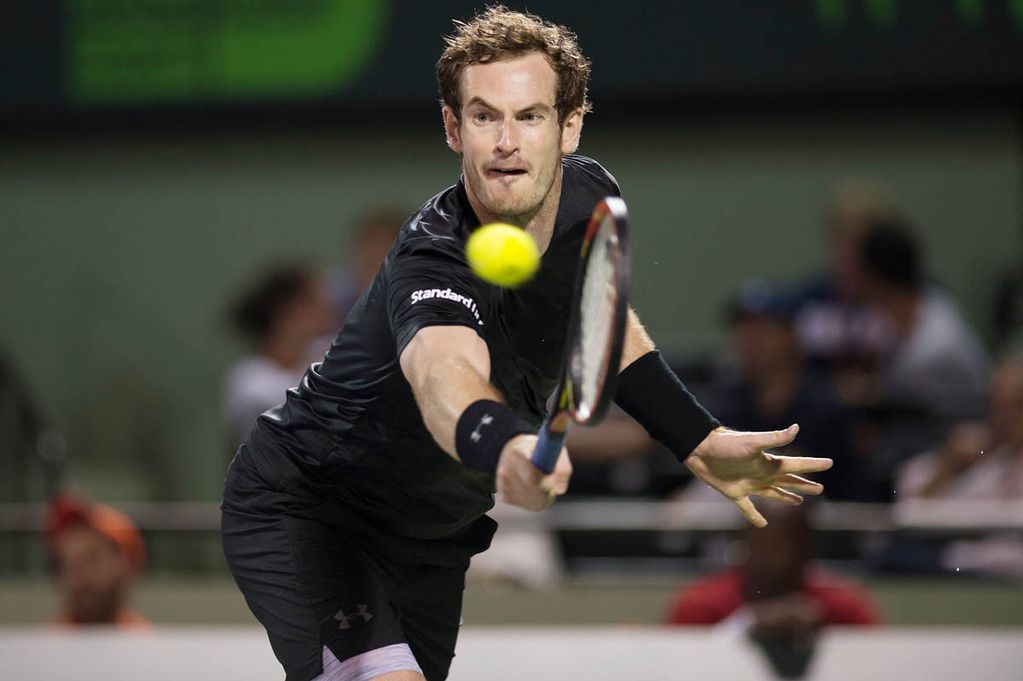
xmin=728 ymin=280 xmax=797 ymax=324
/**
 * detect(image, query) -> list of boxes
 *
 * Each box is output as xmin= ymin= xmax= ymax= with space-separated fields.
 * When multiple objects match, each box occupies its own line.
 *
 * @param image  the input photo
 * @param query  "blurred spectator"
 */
xmin=666 ymin=501 xmax=881 ymax=627
xmin=893 ymin=354 xmax=1023 ymax=579
xmin=326 ymin=208 xmax=404 ymax=326
xmin=0 ymin=352 xmax=45 ymax=503
xmin=666 ymin=502 xmax=881 ymax=677
xmin=854 ymin=218 xmax=989 ymax=478
xmin=466 ymin=501 xmax=564 ymax=588
xmin=224 ymin=263 xmax=335 ymax=444
xmin=46 ymin=494 xmax=148 ymax=628
xmin=992 ymin=258 xmax=1023 ymax=353
xmin=0 ymin=352 xmax=67 ymax=573
xmin=702 ymin=280 xmax=871 ymax=501
xmin=793 ymin=180 xmax=896 ymax=382
xmin=897 ymin=355 xmax=1023 ymax=499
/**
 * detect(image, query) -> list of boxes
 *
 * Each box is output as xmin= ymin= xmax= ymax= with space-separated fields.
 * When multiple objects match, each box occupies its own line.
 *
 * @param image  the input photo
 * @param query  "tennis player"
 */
xmin=221 ymin=7 xmax=833 ymax=681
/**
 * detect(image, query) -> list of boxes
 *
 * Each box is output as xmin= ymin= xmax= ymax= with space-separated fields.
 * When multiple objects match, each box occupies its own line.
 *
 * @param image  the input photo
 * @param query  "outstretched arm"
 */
xmin=399 ymin=325 xmax=499 ymax=454
xmin=400 ymin=325 xmax=571 ymax=511
xmin=620 ymin=308 xmax=656 ymax=369
xmin=615 ymin=309 xmax=833 ymax=526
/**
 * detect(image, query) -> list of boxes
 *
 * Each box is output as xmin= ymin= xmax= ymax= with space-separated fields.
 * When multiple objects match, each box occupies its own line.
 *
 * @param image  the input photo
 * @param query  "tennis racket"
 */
xmin=531 ymin=196 xmax=631 ymax=474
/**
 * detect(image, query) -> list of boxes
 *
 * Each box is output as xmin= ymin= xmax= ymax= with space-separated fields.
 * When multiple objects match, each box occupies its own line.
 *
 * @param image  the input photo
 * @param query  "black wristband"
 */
xmin=455 ymin=399 xmax=534 ymax=474
xmin=614 ymin=350 xmax=720 ymax=462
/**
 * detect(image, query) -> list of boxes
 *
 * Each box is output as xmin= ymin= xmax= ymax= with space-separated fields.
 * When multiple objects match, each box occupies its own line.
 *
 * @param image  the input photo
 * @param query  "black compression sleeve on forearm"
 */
xmin=455 ymin=399 xmax=534 ymax=474
xmin=614 ymin=350 xmax=721 ymax=462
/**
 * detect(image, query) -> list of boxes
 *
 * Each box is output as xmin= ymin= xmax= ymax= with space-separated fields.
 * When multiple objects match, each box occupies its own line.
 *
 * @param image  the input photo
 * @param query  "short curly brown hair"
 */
xmin=436 ymin=5 xmax=592 ymax=126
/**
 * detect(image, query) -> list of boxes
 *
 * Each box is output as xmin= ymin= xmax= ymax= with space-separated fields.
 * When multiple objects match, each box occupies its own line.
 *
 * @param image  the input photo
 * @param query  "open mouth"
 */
xmin=486 ymin=167 xmax=527 ymax=178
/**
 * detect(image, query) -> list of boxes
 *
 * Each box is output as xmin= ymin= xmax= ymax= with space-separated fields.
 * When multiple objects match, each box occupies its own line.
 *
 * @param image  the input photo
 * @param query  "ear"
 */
xmin=442 ymin=105 xmax=463 ymax=154
xmin=560 ymin=108 xmax=584 ymax=154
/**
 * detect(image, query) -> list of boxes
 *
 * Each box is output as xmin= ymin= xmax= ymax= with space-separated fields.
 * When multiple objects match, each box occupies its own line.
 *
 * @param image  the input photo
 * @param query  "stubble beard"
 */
xmin=467 ymin=155 xmax=560 ymax=227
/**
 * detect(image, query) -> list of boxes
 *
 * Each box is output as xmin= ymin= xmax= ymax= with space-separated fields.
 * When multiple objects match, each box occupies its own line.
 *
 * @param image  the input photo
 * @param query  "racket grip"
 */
xmin=530 ymin=422 xmax=565 ymax=474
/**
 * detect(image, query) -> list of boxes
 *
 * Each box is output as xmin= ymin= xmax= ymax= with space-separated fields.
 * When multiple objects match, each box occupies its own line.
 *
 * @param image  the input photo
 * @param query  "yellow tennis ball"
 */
xmin=466 ymin=223 xmax=540 ymax=287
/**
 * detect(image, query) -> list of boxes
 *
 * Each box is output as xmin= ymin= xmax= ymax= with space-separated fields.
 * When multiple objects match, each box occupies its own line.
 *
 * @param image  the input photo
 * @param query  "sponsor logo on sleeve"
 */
xmin=410 ymin=287 xmax=483 ymax=326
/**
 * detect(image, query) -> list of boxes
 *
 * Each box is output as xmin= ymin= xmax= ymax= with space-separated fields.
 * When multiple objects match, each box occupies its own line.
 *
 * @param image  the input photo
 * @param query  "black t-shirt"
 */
xmin=245 ymin=155 xmax=621 ymax=539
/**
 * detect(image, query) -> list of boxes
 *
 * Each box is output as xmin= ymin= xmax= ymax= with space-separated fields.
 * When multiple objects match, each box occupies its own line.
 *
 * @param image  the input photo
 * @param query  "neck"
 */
xmin=465 ymin=164 xmax=564 ymax=255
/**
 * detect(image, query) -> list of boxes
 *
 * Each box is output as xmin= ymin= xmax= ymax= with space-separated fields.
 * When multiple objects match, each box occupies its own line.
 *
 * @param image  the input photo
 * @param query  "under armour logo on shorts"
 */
xmin=334 ymin=604 xmax=373 ymax=630
xmin=470 ymin=414 xmax=493 ymax=443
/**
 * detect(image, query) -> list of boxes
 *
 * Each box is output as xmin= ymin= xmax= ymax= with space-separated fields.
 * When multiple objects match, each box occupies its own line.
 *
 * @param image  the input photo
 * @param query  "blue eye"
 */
xmin=474 ymin=112 xmax=490 ymax=123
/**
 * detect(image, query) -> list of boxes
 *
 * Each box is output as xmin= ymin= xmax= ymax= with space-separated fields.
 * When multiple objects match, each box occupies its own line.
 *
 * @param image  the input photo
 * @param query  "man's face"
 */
xmin=54 ymin=524 xmax=132 ymax=624
xmin=443 ymin=52 xmax=582 ymax=224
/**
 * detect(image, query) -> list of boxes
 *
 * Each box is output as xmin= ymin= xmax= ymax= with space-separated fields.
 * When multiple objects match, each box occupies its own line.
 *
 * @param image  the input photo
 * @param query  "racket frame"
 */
xmin=531 ymin=196 xmax=631 ymax=474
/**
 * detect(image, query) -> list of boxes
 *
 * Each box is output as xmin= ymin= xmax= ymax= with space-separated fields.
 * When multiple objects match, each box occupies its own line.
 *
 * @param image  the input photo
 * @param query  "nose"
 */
xmin=495 ymin=120 xmax=518 ymax=155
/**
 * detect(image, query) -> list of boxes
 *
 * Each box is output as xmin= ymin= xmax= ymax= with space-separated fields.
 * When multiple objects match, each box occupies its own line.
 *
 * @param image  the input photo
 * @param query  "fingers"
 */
xmin=539 ymin=475 xmax=569 ymax=496
xmin=540 ymin=447 xmax=572 ymax=496
xmin=775 ymin=455 xmax=833 ymax=475
xmin=497 ymin=438 xmax=555 ymax=511
xmin=554 ymin=445 xmax=573 ymax=476
xmin=755 ymin=485 xmax=804 ymax=505
xmin=734 ymin=497 xmax=767 ymax=528
xmin=774 ymin=473 xmax=824 ymax=495
xmin=745 ymin=423 xmax=800 ymax=450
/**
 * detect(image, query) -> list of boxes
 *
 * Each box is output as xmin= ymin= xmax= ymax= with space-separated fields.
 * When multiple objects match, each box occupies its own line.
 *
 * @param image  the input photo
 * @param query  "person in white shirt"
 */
xmin=897 ymin=354 xmax=1023 ymax=579
xmin=854 ymin=217 xmax=989 ymax=485
xmin=224 ymin=263 xmax=334 ymax=445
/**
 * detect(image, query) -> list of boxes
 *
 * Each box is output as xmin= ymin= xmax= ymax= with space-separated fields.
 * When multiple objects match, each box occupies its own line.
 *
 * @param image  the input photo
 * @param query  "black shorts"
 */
xmin=221 ymin=445 xmax=496 ymax=681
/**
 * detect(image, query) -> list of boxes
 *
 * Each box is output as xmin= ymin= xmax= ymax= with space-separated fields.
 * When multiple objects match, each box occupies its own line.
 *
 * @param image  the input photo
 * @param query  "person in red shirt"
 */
xmin=46 ymin=494 xmax=149 ymax=628
xmin=666 ymin=500 xmax=880 ymax=631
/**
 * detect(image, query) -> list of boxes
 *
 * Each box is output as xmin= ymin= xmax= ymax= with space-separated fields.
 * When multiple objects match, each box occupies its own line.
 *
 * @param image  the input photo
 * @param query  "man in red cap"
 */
xmin=46 ymin=494 xmax=149 ymax=628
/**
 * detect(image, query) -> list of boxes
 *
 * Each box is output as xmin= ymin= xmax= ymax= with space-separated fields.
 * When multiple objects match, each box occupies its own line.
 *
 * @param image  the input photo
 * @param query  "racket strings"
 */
xmin=576 ymin=220 xmax=618 ymax=417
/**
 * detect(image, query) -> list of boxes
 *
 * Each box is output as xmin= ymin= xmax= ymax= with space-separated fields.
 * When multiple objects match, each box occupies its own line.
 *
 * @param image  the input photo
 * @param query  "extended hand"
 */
xmin=496 ymin=434 xmax=572 ymax=512
xmin=684 ymin=424 xmax=832 ymax=527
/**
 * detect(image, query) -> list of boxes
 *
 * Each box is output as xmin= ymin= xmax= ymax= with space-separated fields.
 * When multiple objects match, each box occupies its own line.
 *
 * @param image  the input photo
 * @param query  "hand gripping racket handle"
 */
xmin=530 ymin=420 xmax=566 ymax=474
